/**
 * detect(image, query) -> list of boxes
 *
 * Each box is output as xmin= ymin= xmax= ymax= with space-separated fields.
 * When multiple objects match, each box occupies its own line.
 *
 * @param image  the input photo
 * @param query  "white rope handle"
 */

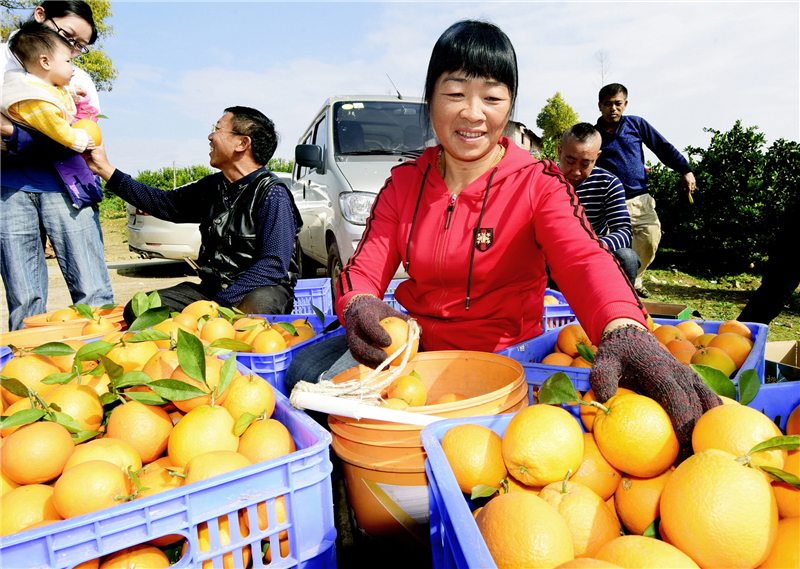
xmin=290 ymin=319 xmax=421 ymax=409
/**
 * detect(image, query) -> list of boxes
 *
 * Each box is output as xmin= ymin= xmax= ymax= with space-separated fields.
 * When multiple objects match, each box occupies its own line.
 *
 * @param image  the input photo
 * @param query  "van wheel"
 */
xmin=327 ymin=242 xmax=343 ymax=293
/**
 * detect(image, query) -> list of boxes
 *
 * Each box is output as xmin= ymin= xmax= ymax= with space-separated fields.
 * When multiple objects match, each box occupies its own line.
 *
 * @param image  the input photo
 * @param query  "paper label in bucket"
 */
xmin=363 ymin=479 xmax=430 ymax=543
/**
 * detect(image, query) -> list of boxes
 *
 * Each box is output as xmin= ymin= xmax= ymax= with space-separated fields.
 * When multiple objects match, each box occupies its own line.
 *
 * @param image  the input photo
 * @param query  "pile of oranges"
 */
xmin=540 ymin=324 xmax=597 ymax=369
xmin=441 ymin=388 xmax=800 ymax=568
xmin=0 ymin=301 xmax=302 ymax=567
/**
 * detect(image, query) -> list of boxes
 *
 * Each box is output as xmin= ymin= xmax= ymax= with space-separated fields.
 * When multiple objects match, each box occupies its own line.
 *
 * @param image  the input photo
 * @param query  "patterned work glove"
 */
xmin=590 ymin=325 xmax=722 ymax=456
xmin=343 ymin=294 xmax=410 ymax=368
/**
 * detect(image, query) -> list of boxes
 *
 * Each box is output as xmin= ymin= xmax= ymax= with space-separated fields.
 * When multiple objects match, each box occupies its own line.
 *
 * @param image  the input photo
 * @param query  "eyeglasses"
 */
xmin=48 ymin=18 xmax=90 ymax=55
xmin=211 ymin=124 xmax=245 ymax=136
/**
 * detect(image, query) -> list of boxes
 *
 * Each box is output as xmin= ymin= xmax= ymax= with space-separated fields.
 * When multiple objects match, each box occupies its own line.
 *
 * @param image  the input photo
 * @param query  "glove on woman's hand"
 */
xmin=590 ymin=325 xmax=721 ymax=451
xmin=343 ymin=294 xmax=410 ymax=368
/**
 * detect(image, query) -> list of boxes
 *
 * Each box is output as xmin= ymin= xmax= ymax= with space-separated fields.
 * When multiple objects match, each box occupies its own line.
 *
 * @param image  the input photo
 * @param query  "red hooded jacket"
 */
xmin=336 ymin=138 xmax=647 ymax=352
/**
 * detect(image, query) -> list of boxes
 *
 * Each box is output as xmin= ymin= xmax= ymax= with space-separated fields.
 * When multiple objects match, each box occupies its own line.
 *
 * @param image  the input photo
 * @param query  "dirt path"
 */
xmin=0 ymin=217 xmax=200 ymax=333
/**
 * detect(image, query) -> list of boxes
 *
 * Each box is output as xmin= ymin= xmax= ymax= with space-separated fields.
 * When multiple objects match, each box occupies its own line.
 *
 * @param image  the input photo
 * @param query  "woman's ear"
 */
xmin=33 ymin=5 xmax=47 ymax=23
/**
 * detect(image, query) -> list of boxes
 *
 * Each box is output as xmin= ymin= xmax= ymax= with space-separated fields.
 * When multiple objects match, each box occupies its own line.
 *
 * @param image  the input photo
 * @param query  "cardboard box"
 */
xmin=643 ymin=301 xmax=692 ymax=320
xmin=765 ymin=341 xmax=800 ymax=382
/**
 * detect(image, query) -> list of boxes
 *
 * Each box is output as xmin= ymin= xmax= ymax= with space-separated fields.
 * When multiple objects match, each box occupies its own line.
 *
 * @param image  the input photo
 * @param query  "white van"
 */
xmin=292 ymin=95 xmax=429 ymax=291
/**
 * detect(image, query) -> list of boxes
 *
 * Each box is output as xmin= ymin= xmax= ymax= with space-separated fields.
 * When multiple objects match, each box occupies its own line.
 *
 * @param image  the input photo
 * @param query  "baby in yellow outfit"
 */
xmin=2 ymin=21 xmax=95 ymax=152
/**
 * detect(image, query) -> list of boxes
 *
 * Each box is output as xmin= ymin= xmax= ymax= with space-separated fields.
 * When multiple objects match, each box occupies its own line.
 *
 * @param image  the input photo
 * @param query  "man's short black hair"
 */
xmin=599 ymin=83 xmax=628 ymax=102
xmin=225 ymin=106 xmax=279 ymax=166
xmin=562 ymin=122 xmax=600 ymax=145
xmin=9 ymin=20 xmax=72 ymax=69
xmin=423 ymin=20 xmax=518 ymax=127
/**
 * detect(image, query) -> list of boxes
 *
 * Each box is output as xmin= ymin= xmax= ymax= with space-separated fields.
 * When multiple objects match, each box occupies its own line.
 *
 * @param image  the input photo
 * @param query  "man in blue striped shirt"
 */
xmin=558 ymin=123 xmax=640 ymax=286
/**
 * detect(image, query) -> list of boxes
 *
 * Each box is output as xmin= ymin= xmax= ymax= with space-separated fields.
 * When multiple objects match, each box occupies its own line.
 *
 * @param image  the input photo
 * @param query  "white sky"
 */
xmin=95 ymin=1 xmax=799 ymax=175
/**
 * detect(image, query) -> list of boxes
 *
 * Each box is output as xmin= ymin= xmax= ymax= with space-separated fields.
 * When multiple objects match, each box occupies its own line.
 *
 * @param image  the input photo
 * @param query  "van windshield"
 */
xmin=333 ymin=101 xmax=430 ymax=157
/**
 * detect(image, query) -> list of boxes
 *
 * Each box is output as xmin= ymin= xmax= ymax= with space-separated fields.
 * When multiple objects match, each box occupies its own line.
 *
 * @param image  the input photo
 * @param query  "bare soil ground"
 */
xmin=0 ymin=217 xmax=200 ymax=333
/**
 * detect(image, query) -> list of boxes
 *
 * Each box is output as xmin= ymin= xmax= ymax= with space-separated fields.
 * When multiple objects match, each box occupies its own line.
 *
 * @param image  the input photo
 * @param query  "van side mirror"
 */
xmin=296 ymin=144 xmax=324 ymax=173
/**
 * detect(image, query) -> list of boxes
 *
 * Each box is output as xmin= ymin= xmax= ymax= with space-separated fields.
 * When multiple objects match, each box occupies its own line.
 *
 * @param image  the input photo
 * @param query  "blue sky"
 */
xmin=95 ymin=1 xmax=799 ymax=176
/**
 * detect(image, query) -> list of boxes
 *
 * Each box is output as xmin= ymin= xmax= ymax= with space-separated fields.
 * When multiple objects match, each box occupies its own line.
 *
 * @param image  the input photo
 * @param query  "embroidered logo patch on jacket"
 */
xmin=474 ymin=228 xmax=494 ymax=252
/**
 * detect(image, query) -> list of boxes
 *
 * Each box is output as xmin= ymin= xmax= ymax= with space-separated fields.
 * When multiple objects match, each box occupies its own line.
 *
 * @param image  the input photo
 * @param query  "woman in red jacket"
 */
xmin=289 ymin=20 xmax=718 ymax=450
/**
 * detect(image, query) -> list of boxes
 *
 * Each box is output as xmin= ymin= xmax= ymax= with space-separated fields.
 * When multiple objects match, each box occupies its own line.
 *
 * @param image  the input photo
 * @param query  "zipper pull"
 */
xmin=445 ymin=194 xmax=457 ymax=229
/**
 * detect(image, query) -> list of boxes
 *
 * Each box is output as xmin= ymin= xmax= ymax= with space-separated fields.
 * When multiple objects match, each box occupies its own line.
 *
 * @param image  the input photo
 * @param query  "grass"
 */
xmin=643 ymin=268 xmax=799 ymax=342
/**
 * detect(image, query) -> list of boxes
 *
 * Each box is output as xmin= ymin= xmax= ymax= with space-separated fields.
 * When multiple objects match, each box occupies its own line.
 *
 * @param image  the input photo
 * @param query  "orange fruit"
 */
xmin=594 ymin=535 xmax=699 ymax=568
xmin=0 ymin=353 xmax=61 ymax=404
xmin=772 ymin=449 xmax=799 ymax=518
xmin=0 ymin=398 xmax=33 ymax=437
xmin=72 ymin=118 xmax=102 ymax=145
xmin=183 ymin=450 xmax=252 ymax=485
xmin=222 ymin=373 xmax=275 ymax=421
xmin=0 ymin=484 xmax=63 ymax=537
xmin=286 ymin=325 xmax=316 ymax=347
xmin=652 ymin=324 xmax=686 ymax=345
xmin=675 ymin=320 xmax=705 ymax=342
xmin=692 ymin=403 xmax=786 ymax=470
xmin=707 ymin=332 xmax=753 ymax=369
xmin=501 ymin=475 xmax=543 ymax=495
xmin=672 ymin=349 xmax=695 ymax=367
xmin=1 ymin=421 xmax=75 ymax=484
xmin=199 ymin=317 xmax=236 ymax=343
xmin=690 ymin=346 xmax=736 ymax=376
xmin=48 ymin=307 xmax=81 ymax=322
xmin=243 ymin=496 xmax=290 ymax=563
xmin=718 ymin=319 xmax=753 ymax=341
xmin=378 ymin=316 xmax=419 ymax=365
xmin=75 ymin=371 xmax=112 ymax=398
xmin=592 ymin=393 xmax=679 ymax=478
xmin=554 ymin=560 xmax=622 ymax=569
xmin=786 ymin=403 xmax=800 ymax=435
xmin=758 ymin=516 xmax=800 ymax=569
xmin=234 ymin=319 xmax=270 ymax=345
xmin=81 ymin=316 xmax=116 ymax=336
xmin=64 ymin=437 xmax=143 ymax=474
xmin=557 ymin=324 xmax=592 ymax=358
xmin=579 ymin=388 xmax=636 ymax=432
xmin=385 ymin=375 xmax=427 ymax=407
xmin=570 ymin=433 xmax=622 ymax=501
xmin=134 ymin=465 xmax=184 ymax=500
xmin=541 ymin=352 xmax=575 ymax=367
xmin=251 ymin=328 xmax=287 ymax=353
xmin=181 ymin=299 xmax=219 ymax=321
xmin=151 ymin=319 xmax=193 ymax=349
xmin=613 ymin=467 xmax=674 ymax=535
xmin=53 ymin=459 xmax=132 ymax=519
xmin=1 ymin=468 xmax=20 ymax=497
xmin=539 ymin=480 xmax=621 ymax=558
xmin=660 ymin=448 xmax=778 ymax=569
xmin=170 ymin=355 xmax=237 ymax=413
xmin=428 ymin=392 xmax=468 ymax=405
xmin=172 ymin=312 xmax=199 ymax=332
xmin=237 ymin=418 xmax=296 ymax=464
xmin=441 ymin=424 xmax=507 ymax=494
xmin=692 ymin=332 xmax=717 ymax=349
xmin=105 ymin=340 xmax=160 ymax=374
xmin=99 ymin=544 xmax=170 ymax=569
xmin=105 ymin=401 xmax=173 ymax=464
xmin=43 ymin=384 xmax=104 ymax=432
xmin=476 ymin=492 xmax=575 ymax=568
xmin=141 ymin=348 xmax=181 ymax=381
xmin=167 ymin=405 xmax=239 ymax=468
xmin=544 ymin=295 xmax=560 ymax=306
xmin=501 ymin=404 xmax=584 ymax=487
xmin=665 ymin=338 xmax=695 ymax=357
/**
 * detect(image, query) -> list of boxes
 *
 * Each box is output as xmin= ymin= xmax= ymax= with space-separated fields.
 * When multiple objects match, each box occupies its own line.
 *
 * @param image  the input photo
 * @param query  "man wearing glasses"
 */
xmin=84 ymin=107 xmax=303 ymax=324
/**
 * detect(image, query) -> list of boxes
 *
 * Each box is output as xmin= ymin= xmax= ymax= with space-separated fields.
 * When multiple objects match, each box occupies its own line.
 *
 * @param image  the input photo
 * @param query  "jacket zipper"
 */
xmin=444 ymin=193 xmax=457 ymax=229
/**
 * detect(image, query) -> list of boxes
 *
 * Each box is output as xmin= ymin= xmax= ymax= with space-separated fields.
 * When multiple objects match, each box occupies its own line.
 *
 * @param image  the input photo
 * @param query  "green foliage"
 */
xmin=1 ymin=0 xmax=117 ymax=91
xmin=536 ymin=92 xmax=579 ymax=142
xmin=538 ymin=138 xmax=558 ymax=161
xmin=649 ymin=120 xmax=798 ymax=274
xmin=268 ymin=157 xmax=294 ymax=173
xmin=135 ymin=164 xmax=215 ymax=190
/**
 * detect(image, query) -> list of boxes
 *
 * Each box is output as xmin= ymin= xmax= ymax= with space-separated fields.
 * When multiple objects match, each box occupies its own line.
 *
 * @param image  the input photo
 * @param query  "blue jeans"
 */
xmin=1 ymin=187 xmax=114 ymax=330
xmin=613 ymin=247 xmax=641 ymax=287
xmin=283 ymin=334 xmax=359 ymax=394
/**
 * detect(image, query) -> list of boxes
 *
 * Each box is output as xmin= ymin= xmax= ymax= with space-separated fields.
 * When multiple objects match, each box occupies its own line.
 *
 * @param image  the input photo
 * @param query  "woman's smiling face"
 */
xmin=431 ymin=70 xmax=511 ymax=165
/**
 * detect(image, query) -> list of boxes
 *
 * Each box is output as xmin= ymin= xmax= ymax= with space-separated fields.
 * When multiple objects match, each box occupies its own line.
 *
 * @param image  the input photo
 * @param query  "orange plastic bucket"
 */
xmin=1 ymin=322 xmax=122 ymax=350
xmin=23 ymin=305 xmax=125 ymax=328
xmin=328 ymin=350 xmax=526 ymax=550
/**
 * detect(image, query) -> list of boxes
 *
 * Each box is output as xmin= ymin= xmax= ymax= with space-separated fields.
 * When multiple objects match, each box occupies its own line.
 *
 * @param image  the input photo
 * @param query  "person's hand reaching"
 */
xmin=589 ymin=325 xmax=721 ymax=458
xmin=343 ymin=294 xmax=410 ymax=368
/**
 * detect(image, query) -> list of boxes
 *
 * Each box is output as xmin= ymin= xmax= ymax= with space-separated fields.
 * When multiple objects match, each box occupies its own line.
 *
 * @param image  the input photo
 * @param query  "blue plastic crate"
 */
xmin=0 ymin=345 xmax=11 ymax=368
xmin=497 ymin=319 xmax=768 ymax=387
xmin=292 ymin=278 xmax=334 ymax=316
xmin=542 ymin=289 xmax=577 ymax=331
xmin=383 ymin=278 xmax=409 ymax=314
xmin=229 ymin=314 xmax=345 ymax=397
xmin=420 ymin=378 xmax=800 ymax=569
xmin=0 ymin=368 xmax=337 ymax=569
